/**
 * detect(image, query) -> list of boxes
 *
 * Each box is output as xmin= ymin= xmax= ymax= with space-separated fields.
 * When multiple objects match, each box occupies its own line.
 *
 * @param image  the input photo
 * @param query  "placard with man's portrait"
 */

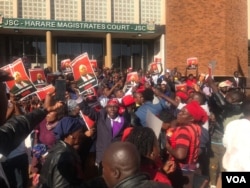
xmin=29 ymin=68 xmax=47 ymax=88
xmin=71 ymin=53 xmax=98 ymax=94
xmin=1 ymin=58 xmax=36 ymax=100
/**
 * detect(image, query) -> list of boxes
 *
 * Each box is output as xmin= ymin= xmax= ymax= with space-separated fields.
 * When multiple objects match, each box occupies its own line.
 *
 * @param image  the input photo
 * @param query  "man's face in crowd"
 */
xmin=234 ymin=71 xmax=239 ymax=78
xmin=134 ymin=93 xmax=143 ymax=105
xmin=115 ymin=89 xmax=124 ymax=98
xmin=106 ymin=104 xmax=119 ymax=119
xmin=160 ymin=84 xmax=167 ymax=92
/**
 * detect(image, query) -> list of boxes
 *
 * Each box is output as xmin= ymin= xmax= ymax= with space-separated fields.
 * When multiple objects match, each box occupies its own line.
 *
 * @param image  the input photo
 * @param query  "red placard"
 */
xmin=71 ymin=53 xmax=98 ymax=94
xmin=61 ymin=59 xmax=72 ymax=74
xmin=187 ymin=57 xmax=198 ymax=69
xmin=80 ymin=111 xmax=95 ymax=130
xmin=90 ymin=59 xmax=97 ymax=72
xmin=36 ymin=84 xmax=55 ymax=101
xmin=175 ymin=83 xmax=187 ymax=92
xmin=126 ymin=72 xmax=139 ymax=83
xmin=1 ymin=58 xmax=37 ymax=100
xmin=29 ymin=68 xmax=47 ymax=88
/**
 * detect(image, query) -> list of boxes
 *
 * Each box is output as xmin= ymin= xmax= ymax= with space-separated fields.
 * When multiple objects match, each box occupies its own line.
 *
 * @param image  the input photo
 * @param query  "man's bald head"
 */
xmin=79 ymin=64 xmax=87 ymax=76
xmin=37 ymin=73 xmax=42 ymax=80
xmin=13 ymin=71 xmax=22 ymax=83
xmin=102 ymin=141 xmax=140 ymax=188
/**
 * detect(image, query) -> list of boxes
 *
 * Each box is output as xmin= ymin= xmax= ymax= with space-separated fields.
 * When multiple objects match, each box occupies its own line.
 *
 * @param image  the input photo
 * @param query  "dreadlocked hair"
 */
xmin=126 ymin=126 xmax=156 ymax=157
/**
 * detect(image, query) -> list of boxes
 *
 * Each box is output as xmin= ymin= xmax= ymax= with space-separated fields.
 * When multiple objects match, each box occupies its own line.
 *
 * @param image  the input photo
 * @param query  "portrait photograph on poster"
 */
xmin=29 ymin=68 xmax=47 ymax=88
xmin=71 ymin=53 xmax=98 ymax=94
xmin=187 ymin=57 xmax=198 ymax=69
xmin=1 ymin=58 xmax=37 ymax=100
xmin=61 ymin=59 xmax=72 ymax=74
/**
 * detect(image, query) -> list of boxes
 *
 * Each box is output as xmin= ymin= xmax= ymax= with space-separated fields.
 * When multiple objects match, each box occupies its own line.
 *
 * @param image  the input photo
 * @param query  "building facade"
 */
xmin=0 ymin=0 xmax=249 ymax=77
xmin=0 ymin=0 xmax=166 ymax=72
xmin=166 ymin=0 xmax=248 ymax=77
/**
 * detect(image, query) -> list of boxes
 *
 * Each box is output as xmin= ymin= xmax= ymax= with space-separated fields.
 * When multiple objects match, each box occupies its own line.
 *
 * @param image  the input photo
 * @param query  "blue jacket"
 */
xmin=135 ymin=99 xmax=169 ymax=127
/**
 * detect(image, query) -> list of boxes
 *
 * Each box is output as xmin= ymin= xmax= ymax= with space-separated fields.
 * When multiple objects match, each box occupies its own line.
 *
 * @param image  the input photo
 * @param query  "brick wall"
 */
xmin=166 ymin=0 xmax=248 ymax=77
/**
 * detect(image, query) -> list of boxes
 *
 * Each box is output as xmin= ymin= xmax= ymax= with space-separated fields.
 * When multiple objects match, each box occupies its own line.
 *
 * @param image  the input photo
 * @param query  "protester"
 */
xmin=79 ymin=97 xmax=130 ymax=172
xmin=166 ymin=101 xmax=208 ymax=188
xmin=222 ymin=98 xmax=250 ymax=171
xmin=206 ymin=76 xmax=244 ymax=187
xmin=1 ymin=59 xmax=249 ymax=188
xmin=135 ymin=88 xmax=169 ymax=126
xmin=125 ymin=126 xmax=175 ymax=185
xmin=102 ymin=141 xmax=171 ymax=188
xmin=0 ymin=69 xmax=63 ymax=187
xmin=39 ymin=114 xmax=88 ymax=187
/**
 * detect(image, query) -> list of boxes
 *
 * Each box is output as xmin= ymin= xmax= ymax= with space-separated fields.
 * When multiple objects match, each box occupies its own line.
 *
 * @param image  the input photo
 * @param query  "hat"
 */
xmin=107 ymin=98 xmax=119 ymax=106
xmin=161 ymin=80 xmax=167 ymax=85
xmin=67 ymin=99 xmax=78 ymax=112
xmin=218 ymin=80 xmax=232 ymax=88
xmin=54 ymin=116 xmax=84 ymax=140
xmin=185 ymin=101 xmax=208 ymax=123
xmin=122 ymin=95 xmax=135 ymax=107
xmin=121 ymin=127 xmax=134 ymax=141
xmin=176 ymin=91 xmax=189 ymax=101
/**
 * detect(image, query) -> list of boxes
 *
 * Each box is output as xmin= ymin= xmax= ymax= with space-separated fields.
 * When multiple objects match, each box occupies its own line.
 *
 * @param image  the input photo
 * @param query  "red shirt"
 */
xmin=140 ymin=157 xmax=172 ymax=186
xmin=169 ymin=124 xmax=201 ymax=166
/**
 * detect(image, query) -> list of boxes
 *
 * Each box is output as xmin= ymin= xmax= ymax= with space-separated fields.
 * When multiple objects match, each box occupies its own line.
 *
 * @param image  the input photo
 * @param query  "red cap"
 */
xmin=122 ymin=95 xmax=135 ymax=107
xmin=185 ymin=101 xmax=208 ymax=123
xmin=107 ymin=98 xmax=119 ymax=106
xmin=176 ymin=91 xmax=189 ymax=101
xmin=121 ymin=127 xmax=134 ymax=141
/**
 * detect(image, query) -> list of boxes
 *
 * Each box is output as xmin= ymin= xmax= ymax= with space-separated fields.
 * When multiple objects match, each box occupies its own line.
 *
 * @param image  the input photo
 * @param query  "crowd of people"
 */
xmin=0 ymin=65 xmax=249 ymax=188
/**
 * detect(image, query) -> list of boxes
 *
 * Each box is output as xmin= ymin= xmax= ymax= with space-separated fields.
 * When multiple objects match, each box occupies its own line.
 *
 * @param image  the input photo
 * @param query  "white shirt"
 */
xmin=81 ymin=74 xmax=93 ymax=82
xmin=223 ymin=119 xmax=250 ymax=171
xmin=15 ymin=81 xmax=28 ymax=89
xmin=37 ymin=79 xmax=45 ymax=84
xmin=108 ymin=115 xmax=122 ymax=127
xmin=234 ymin=77 xmax=239 ymax=87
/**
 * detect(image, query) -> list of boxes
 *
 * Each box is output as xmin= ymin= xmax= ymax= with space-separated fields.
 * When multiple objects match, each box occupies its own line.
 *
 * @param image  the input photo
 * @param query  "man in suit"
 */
xmin=230 ymin=71 xmax=245 ymax=93
xmin=77 ymin=64 xmax=95 ymax=86
xmin=33 ymin=73 xmax=46 ymax=85
xmin=10 ymin=71 xmax=32 ymax=94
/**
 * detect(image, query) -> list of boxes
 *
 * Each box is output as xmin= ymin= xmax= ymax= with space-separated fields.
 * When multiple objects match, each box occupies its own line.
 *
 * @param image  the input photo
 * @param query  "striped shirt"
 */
xmin=170 ymin=124 xmax=201 ymax=168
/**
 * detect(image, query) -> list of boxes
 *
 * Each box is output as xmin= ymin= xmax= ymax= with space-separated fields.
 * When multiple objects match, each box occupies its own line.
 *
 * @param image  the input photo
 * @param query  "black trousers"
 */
xmin=2 ymin=153 xmax=29 ymax=188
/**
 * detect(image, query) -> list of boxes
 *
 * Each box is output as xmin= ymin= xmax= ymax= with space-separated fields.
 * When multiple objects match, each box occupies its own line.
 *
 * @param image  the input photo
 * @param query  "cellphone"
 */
xmin=55 ymin=79 xmax=66 ymax=101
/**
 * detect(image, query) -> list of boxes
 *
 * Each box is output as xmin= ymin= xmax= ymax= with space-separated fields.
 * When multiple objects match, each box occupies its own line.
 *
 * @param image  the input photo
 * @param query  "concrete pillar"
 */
xmin=105 ymin=33 xmax=112 ymax=68
xmin=46 ymin=31 xmax=52 ymax=70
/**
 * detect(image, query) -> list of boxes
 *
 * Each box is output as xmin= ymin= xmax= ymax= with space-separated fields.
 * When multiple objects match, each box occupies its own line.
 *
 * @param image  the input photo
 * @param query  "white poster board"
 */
xmin=146 ymin=110 xmax=162 ymax=139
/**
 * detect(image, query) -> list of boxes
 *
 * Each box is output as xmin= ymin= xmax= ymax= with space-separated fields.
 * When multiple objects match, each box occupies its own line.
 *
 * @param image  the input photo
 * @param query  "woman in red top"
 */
xmin=166 ymin=101 xmax=208 ymax=188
